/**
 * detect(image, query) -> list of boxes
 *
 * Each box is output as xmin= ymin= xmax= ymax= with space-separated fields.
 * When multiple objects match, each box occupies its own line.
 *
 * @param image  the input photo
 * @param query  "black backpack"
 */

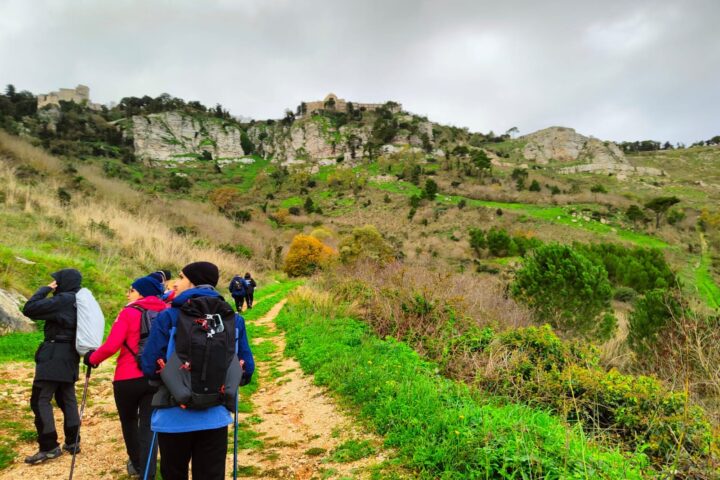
xmin=156 ymin=296 xmax=242 ymax=410
xmin=123 ymin=305 xmax=159 ymax=369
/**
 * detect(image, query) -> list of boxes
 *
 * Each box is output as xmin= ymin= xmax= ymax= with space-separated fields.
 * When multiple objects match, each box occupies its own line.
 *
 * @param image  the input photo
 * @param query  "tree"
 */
xmin=645 ymin=196 xmax=680 ymax=228
xmin=590 ymin=184 xmax=607 ymax=194
xmin=283 ymin=234 xmax=337 ymax=277
xmin=529 ymin=179 xmax=541 ymax=192
xmin=240 ymin=130 xmax=254 ymax=155
xmin=5 ymin=84 xmax=15 ymax=98
xmin=338 ymin=225 xmax=395 ymax=265
xmin=468 ymin=228 xmax=486 ymax=256
xmin=626 ymin=205 xmax=647 ymax=224
xmin=304 ymin=196 xmax=315 ymax=214
xmin=471 ymin=150 xmax=492 ymax=177
xmin=511 ymin=243 xmax=614 ymax=340
xmin=506 ymin=126 xmax=519 ymax=138
xmin=487 ymin=227 xmax=514 ymax=257
xmin=423 ymin=179 xmax=438 ymax=201
xmin=511 ymin=168 xmax=528 ymax=190
xmin=628 ymin=289 xmax=680 ymax=355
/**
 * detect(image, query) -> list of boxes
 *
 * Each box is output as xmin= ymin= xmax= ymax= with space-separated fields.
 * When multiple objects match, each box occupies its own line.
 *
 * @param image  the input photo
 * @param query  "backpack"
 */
xmin=230 ymin=277 xmax=247 ymax=296
xmin=74 ymin=288 xmax=105 ymax=356
xmin=123 ymin=306 xmax=159 ymax=369
xmin=157 ymin=296 xmax=242 ymax=410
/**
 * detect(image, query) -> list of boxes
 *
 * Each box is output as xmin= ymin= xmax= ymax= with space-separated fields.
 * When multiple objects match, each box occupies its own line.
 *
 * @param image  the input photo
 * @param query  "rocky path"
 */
xmin=0 ymin=298 xmax=387 ymax=479
xmin=234 ymin=300 xmax=386 ymax=479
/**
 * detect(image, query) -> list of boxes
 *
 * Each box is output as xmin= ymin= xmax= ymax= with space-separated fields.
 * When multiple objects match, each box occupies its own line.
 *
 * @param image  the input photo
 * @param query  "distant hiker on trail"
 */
xmin=21 ymin=269 xmax=83 ymax=465
xmin=83 ymin=275 xmax=167 ymax=479
xmin=141 ymin=261 xmax=255 ymax=480
xmin=149 ymin=270 xmax=175 ymax=304
xmin=228 ymin=273 xmax=248 ymax=312
xmin=243 ymin=272 xmax=257 ymax=309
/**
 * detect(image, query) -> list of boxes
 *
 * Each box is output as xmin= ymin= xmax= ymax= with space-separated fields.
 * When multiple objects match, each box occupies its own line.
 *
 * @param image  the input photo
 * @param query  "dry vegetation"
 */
xmin=0 ymin=132 xmax=257 ymax=282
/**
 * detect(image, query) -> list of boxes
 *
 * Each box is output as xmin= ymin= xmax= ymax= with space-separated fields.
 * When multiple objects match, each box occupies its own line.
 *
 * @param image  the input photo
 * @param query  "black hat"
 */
xmin=181 ymin=261 xmax=219 ymax=287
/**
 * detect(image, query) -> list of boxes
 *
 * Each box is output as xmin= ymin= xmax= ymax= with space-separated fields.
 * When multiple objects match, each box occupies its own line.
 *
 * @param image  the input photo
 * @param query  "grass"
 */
xmin=695 ymin=251 xmax=720 ymax=309
xmin=274 ymin=291 xmax=648 ymax=479
xmin=370 ymin=179 xmax=668 ymax=248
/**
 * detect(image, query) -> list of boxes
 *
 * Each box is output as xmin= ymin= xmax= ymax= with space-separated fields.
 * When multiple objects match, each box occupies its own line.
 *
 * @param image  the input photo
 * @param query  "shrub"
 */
xmin=613 ymin=286 xmax=638 ymax=302
xmin=590 ymin=184 xmax=607 ymax=193
xmin=468 ymin=228 xmax=486 ymax=256
xmin=422 ymin=179 xmax=438 ymax=200
xmin=338 ymin=225 xmax=395 ymax=265
xmin=486 ymin=227 xmax=514 ymax=257
xmin=529 ymin=179 xmax=541 ymax=192
xmin=628 ymin=289 xmax=681 ymax=355
xmin=511 ymin=243 xmax=614 ymax=339
xmin=283 ymin=234 xmax=337 ymax=277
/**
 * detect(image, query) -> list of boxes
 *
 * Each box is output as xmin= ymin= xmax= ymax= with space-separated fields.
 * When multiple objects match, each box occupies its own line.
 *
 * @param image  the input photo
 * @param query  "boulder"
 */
xmin=521 ymin=126 xmax=628 ymax=165
xmin=0 ymin=289 xmax=35 ymax=335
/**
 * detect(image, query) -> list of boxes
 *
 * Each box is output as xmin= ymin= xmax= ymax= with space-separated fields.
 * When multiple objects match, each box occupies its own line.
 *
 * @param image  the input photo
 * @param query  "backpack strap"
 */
xmin=123 ymin=305 xmax=146 ymax=357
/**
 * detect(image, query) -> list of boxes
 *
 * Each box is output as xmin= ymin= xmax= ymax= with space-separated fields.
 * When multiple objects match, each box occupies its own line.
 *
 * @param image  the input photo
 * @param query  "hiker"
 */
xmin=83 ymin=275 xmax=167 ymax=478
xmin=150 ymin=270 xmax=175 ymax=304
xmin=141 ymin=261 xmax=255 ymax=480
xmin=21 ymin=269 xmax=83 ymax=464
xmin=228 ymin=273 xmax=248 ymax=312
xmin=243 ymin=272 xmax=257 ymax=309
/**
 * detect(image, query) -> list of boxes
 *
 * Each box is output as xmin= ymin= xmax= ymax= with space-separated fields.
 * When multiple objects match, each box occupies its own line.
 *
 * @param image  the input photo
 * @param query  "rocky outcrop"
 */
xmin=248 ymin=118 xmax=373 ymax=166
xmin=132 ymin=112 xmax=245 ymax=163
xmin=522 ymin=127 xmax=627 ymax=165
xmin=0 ymin=289 xmax=35 ymax=335
xmin=559 ymin=163 xmax=665 ymax=176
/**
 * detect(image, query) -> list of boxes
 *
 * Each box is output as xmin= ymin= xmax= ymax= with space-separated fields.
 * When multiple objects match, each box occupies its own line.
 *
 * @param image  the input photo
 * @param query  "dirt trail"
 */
xmin=235 ymin=300 xmax=386 ymax=479
xmin=0 ymin=299 xmax=387 ymax=479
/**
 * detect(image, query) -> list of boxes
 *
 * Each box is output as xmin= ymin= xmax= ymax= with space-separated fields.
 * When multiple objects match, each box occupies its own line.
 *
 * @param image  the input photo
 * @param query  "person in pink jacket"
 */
xmin=84 ymin=275 xmax=167 ymax=479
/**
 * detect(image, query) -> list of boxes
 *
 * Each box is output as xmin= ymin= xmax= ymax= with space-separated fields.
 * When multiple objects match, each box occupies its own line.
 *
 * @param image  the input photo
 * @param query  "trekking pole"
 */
xmin=233 ymin=389 xmax=239 ymax=480
xmin=142 ymin=431 xmax=157 ymax=480
xmin=69 ymin=365 xmax=92 ymax=480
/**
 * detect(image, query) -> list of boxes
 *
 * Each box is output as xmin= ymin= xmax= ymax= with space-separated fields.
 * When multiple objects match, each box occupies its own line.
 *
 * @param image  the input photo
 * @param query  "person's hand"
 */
xmin=239 ymin=359 xmax=245 ymax=371
xmin=83 ymin=350 xmax=98 ymax=368
xmin=48 ymin=280 xmax=58 ymax=291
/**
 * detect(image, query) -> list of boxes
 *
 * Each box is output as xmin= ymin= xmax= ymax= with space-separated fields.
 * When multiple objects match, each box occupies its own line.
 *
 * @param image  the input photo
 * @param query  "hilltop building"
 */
xmin=298 ymin=93 xmax=401 ymax=116
xmin=36 ymin=84 xmax=102 ymax=110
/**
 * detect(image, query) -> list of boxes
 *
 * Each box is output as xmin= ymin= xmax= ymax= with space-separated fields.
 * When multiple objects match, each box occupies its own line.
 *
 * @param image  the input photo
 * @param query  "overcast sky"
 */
xmin=1 ymin=0 xmax=718 ymax=144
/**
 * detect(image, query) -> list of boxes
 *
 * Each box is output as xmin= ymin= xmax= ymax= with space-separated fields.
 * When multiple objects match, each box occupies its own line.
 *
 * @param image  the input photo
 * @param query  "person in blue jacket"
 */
xmin=141 ymin=261 xmax=254 ymax=480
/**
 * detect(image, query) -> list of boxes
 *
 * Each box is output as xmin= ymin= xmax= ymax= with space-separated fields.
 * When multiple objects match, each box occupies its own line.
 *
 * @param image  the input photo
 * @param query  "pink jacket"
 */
xmin=89 ymin=296 xmax=168 ymax=381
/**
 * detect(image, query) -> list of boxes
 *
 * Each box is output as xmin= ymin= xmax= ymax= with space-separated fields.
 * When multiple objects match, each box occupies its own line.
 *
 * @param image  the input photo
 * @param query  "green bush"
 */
xmin=614 ymin=286 xmax=638 ymax=302
xmin=511 ymin=243 xmax=614 ymax=339
xmin=628 ymin=289 xmax=681 ymax=355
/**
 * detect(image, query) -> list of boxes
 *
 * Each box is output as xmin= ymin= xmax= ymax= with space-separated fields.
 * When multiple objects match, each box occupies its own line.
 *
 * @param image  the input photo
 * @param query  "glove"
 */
xmin=83 ymin=350 xmax=98 ymax=368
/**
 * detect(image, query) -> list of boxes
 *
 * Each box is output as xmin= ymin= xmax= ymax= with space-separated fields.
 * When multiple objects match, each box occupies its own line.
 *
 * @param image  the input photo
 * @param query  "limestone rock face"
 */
xmin=248 ymin=118 xmax=373 ymax=166
xmin=0 ymin=289 xmax=35 ymax=335
xmin=132 ymin=112 xmax=245 ymax=162
xmin=522 ymin=127 xmax=627 ymax=165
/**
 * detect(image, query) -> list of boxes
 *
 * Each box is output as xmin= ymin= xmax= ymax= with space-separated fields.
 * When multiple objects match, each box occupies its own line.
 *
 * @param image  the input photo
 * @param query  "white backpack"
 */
xmin=74 ymin=288 xmax=105 ymax=355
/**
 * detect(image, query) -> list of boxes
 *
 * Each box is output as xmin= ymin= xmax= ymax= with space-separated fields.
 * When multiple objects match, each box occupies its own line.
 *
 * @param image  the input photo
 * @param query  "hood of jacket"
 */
xmin=129 ymin=295 xmax=169 ymax=312
xmin=51 ymin=269 xmax=82 ymax=294
xmin=171 ymin=285 xmax=221 ymax=307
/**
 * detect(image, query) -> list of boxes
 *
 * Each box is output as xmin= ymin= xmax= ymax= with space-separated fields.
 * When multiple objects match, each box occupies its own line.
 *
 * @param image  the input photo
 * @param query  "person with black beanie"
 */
xmin=141 ymin=261 xmax=255 ymax=480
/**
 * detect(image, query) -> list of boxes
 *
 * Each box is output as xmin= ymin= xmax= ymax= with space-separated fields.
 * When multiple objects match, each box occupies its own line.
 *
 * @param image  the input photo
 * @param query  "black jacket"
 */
xmin=22 ymin=269 xmax=82 ymax=383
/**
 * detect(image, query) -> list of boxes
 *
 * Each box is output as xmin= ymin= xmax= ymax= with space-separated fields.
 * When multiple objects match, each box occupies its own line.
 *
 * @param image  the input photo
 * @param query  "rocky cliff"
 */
xmin=521 ymin=127 xmax=627 ymax=165
xmin=132 ymin=111 xmax=245 ymax=163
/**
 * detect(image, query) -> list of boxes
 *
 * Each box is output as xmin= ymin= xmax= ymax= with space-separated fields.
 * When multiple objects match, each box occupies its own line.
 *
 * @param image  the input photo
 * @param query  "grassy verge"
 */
xmin=274 ymin=290 xmax=648 ymax=479
xmin=370 ymin=180 xmax=667 ymax=248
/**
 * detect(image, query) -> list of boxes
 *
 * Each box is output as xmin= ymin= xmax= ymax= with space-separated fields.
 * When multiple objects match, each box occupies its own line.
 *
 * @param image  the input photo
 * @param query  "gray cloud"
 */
xmin=1 ymin=0 xmax=718 ymax=143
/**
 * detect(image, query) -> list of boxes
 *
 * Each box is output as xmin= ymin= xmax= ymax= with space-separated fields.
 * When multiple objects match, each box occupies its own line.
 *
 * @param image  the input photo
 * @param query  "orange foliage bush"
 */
xmin=283 ymin=234 xmax=337 ymax=277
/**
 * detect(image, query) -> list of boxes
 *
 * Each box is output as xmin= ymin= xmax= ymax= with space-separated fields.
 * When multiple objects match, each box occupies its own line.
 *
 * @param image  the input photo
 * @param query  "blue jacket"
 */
xmin=141 ymin=286 xmax=255 ymax=433
xmin=229 ymin=276 xmax=247 ymax=297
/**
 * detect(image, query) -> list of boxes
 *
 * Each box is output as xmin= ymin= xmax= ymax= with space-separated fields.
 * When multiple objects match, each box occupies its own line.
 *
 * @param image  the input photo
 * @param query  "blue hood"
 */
xmin=171 ymin=286 xmax=222 ymax=307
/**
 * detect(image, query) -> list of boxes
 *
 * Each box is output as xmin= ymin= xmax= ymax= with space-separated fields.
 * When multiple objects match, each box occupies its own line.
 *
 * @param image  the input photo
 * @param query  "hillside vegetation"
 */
xmin=1 ymin=86 xmax=720 ymax=477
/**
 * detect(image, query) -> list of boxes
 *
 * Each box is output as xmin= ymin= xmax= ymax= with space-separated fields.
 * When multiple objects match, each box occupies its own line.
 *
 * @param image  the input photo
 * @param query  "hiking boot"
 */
xmin=24 ymin=446 xmax=62 ymax=465
xmin=62 ymin=442 xmax=80 ymax=454
xmin=127 ymin=459 xmax=140 ymax=477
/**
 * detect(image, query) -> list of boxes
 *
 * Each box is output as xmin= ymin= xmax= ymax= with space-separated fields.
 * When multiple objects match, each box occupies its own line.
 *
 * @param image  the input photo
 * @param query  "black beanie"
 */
xmin=182 ymin=261 xmax=219 ymax=287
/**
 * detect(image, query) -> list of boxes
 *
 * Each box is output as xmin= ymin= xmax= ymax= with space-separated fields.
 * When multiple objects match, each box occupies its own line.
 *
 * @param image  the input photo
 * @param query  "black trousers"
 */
xmin=233 ymin=295 xmax=246 ymax=312
xmin=157 ymin=426 xmax=228 ymax=480
xmin=114 ymin=377 xmax=158 ymax=479
xmin=246 ymin=291 xmax=254 ymax=308
xmin=30 ymin=380 xmax=80 ymax=451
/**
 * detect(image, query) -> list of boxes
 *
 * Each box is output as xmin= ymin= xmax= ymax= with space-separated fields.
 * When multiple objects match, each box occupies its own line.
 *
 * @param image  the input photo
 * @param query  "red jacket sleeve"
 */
xmin=89 ymin=307 xmax=138 ymax=365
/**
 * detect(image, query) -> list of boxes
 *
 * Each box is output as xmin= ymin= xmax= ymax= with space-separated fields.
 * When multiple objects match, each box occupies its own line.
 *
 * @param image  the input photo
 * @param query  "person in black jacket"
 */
xmin=22 ymin=269 xmax=83 ymax=465
xmin=243 ymin=273 xmax=257 ymax=309
xmin=228 ymin=274 xmax=247 ymax=312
